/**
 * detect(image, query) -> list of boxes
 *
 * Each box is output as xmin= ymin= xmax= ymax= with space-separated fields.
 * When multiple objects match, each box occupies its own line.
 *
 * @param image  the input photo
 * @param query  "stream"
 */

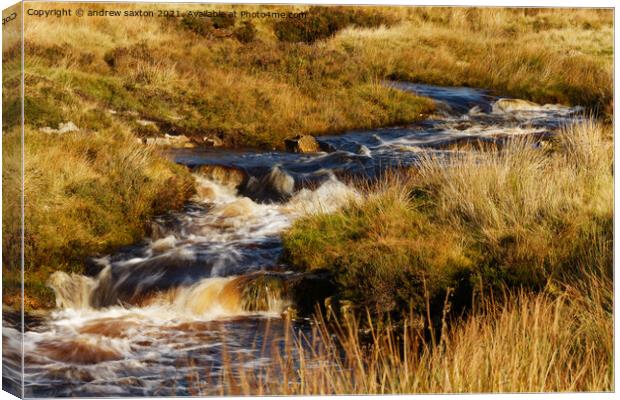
xmin=3 ymin=83 xmax=583 ymax=397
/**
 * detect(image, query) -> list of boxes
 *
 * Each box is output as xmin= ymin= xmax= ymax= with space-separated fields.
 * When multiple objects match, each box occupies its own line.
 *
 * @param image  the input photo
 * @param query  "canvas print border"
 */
xmin=1 ymin=1 xmax=615 ymax=397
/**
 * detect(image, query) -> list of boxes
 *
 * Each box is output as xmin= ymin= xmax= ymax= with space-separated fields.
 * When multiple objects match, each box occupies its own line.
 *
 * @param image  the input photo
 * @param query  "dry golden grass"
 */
xmin=195 ymin=267 xmax=612 ymax=394
xmin=331 ymin=7 xmax=613 ymax=114
xmin=179 ymin=119 xmax=614 ymax=395
xmin=2 ymin=5 xmax=21 ymax=51
xmin=417 ymin=119 xmax=613 ymax=282
xmin=3 ymin=5 xmax=612 ymax=389
xmin=17 ymin=3 xmax=435 ymax=149
xmin=5 ymin=4 xmax=614 ymax=313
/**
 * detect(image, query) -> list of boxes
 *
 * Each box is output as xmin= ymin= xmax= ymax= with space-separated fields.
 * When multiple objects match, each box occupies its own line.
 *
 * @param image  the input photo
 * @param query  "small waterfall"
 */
xmin=168 ymin=274 xmax=290 ymax=317
xmin=47 ymin=271 xmax=292 ymax=318
xmin=47 ymin=271 xmax=98 ymax=310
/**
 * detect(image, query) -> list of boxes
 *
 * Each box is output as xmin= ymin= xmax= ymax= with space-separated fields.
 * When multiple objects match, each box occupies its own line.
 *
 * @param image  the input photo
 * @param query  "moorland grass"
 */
xmin=16 ymin=5 xmax=612 ymax=150
xmin=283 ymin=121 xmax=613 ymax=317
xmin=333 ymin=8 xmax=613 ymax=114
xmin=2 ymin=5 xmax=613 ymax=312
xmin=17 ymin=4 xmax=436 ymax=150
xmin=250 ymin=120 xmax=613 ymax=393
xmin=2 ymin=4 xmax=612 ymax=390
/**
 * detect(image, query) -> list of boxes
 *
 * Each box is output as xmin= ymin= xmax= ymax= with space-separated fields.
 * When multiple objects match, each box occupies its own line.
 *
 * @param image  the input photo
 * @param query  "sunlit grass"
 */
xmin=15 ymin=5 xmax=611 ymax=150
xmin=332 ymin=8 xmax=612 ymax=114
xmin=229 ymin=120 xmax=613 ymax=394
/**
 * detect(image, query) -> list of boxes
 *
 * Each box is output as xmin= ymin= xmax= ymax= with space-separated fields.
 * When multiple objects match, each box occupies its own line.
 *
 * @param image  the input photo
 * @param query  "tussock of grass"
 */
xmin=283 ymin=121 xmax=613 ymax=316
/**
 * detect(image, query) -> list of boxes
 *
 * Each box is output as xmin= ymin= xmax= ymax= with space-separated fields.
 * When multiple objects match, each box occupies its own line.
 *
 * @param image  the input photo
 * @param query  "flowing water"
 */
xmin=3 ymin=84 xmax=583 ymax=397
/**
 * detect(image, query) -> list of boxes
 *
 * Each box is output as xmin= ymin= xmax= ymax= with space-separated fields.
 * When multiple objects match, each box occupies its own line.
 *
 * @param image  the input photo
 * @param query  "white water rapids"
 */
xmin=6 ymin=176 xmax=359 ymax=396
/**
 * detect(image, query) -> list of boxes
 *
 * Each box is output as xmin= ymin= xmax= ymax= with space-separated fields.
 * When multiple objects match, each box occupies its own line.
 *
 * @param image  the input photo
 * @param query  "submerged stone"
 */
xmin=243 ymin=165 xmax=296 ymax=201
xmin=193 ymin=164 xmax=248 ymax=189
xmin=492 ymin=98 xmax=542 ymax=113
xmin=284 ymin=135 xmax=320 ymax=153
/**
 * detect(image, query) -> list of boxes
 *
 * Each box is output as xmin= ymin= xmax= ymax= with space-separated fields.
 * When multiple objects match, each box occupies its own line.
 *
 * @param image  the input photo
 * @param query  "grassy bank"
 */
xmin=336 ymin=8 xmax=613 ymax=115
xmin=16 ymin=5 xmax=612 ymax=152
xmin=17 ymin=4 xmax=436 ymax=150
xmin=264 ymin=120 xmax=613 ymax=393
xmin=283 ymin=120 xmax=613 ymax=317
xmin=2 ymin=125 xmax=195 ymax=310
xmin=205 ymin=269 xmax=612 ymax=393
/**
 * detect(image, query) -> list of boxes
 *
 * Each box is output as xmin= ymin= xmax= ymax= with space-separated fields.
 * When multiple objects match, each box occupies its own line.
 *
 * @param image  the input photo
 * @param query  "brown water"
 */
xmin=2 ymin=84 xmax=583 ymax=397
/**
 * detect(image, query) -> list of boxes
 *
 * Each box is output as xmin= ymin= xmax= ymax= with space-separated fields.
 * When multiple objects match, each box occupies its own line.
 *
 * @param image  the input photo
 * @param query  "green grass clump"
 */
xmin=283 ymin=121 xmax=613 ymax=317
xmin=283 ymin=188 xmax=473 ymax=315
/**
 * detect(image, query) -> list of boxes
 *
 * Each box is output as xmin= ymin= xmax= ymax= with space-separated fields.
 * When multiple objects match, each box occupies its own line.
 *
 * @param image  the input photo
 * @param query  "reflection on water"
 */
xmin=4 ymin=83 xmax=583 ymax=397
